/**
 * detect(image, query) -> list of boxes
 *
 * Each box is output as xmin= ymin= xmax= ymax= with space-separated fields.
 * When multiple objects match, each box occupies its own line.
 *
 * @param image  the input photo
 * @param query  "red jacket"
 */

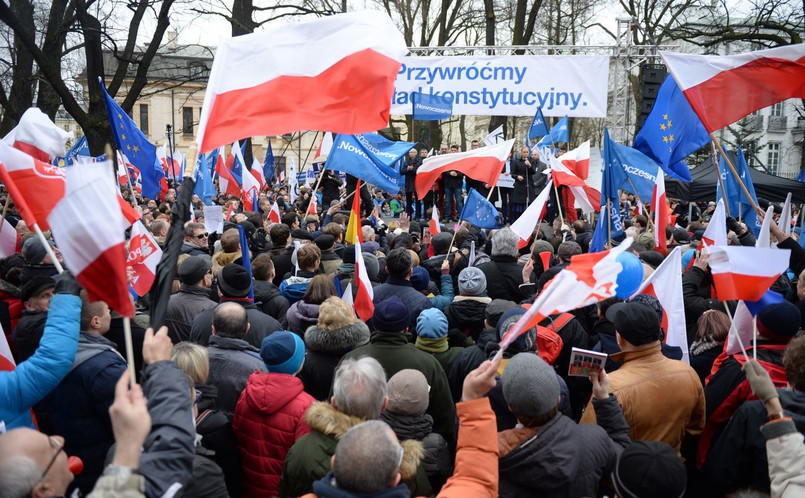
xmin=233 ymin=371 xmax=314 ymax=497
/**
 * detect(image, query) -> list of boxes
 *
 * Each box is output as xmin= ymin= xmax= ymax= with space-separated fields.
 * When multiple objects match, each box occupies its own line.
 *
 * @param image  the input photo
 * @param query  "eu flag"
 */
xmin=717 ymin=146 xmax=761 ymax=235
xmin=461 ymin=188 xmax=500 ymax=229
xmin=536 ymin=116 xmax=569 ymax=148
xmin=411 ymin=92 xmax=453 ymax=121
xmin=237 ymin=225 xmax=254 ymax=301
xmin=263 ymin=140 xmax=275 ymax=184
xmin=527 ymin=108 xmax=549 ymax=141
xmin=194 ymin=153 xmax=216 ymax=205
xmin=99 ymin=79 xmax=164 ymax=199
xmin=590 ymin=129 xmax=627 ymax=252
xmin=633 ymin=76 xmax=710 ymax=182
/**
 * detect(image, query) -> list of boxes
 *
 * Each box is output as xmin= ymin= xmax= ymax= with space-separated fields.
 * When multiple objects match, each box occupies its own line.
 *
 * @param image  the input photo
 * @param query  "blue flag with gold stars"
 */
xmin=633 ymin=75 xmax=710 ymax=183
xmin=100 ymin=79 xmax=164 ymax=199
xmin=461 ymin=188 xmax=500 ymax=229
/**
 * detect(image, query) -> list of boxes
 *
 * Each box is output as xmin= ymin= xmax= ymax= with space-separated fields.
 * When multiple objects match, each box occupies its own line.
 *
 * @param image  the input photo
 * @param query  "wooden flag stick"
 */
xmin=711 ymin=142 xmax=732 ymax=217
xmin=123 ymin=316 xmax=136 ymax=387
xmin=710 ymin=133 xmax=761 ymax=214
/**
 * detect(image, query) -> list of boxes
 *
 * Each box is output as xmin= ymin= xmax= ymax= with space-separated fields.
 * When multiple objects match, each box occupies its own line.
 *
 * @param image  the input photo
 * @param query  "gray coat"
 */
xmin=190 ymin=299 xmax=282 ymax=348
xmin=206 ymin=335 xmax=266 ymax=413
xmin=164 ymin=284 xmax=217 ymax=344
xmin=372 ymin=276 xmax=433 ymax=335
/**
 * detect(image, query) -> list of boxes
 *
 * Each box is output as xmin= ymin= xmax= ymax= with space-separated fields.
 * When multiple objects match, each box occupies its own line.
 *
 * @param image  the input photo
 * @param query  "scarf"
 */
xmin=690 ymin=338 xmax=722 ymax=356
xmin=415 ymin=336 xmax=448 ymax=353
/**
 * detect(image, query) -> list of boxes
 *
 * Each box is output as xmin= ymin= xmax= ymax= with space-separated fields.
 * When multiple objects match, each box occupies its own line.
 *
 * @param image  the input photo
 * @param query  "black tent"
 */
xmin=666 ymin=153 xmax=805 ymax=203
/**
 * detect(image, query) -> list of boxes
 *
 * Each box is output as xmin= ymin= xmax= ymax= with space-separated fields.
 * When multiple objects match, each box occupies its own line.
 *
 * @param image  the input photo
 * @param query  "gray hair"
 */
xmin=491 ymin=227 xmax=519 ymax=258
xmin=334 ymin=420 xmax=401 ymax=493
xmin=333 ymin=357 xmax=388 ymax=420
xmin=0 ymin=455 xmax=40 ymax=498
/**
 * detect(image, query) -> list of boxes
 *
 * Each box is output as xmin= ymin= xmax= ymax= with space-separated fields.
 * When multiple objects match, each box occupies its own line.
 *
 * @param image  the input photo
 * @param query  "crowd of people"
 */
xmin=0 ymin=164 xmax=804 ymax=498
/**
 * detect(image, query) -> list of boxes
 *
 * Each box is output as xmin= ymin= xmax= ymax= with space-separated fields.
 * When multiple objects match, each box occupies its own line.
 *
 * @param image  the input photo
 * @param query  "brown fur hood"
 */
xmin=304 ymin=401 xmax=424 ymax=480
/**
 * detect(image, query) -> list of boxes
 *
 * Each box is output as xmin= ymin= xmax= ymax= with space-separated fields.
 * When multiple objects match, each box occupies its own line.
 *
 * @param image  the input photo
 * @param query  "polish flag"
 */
xmin=48 ymin=159 xmax=134 ymax=317
xmin=251 ymin=158 xmax=265 ymax=189
xmin=0 ymin=140 xmax=65 ymax=231
xmin=499 ymin=238 xmax=634 ymax=350
xmin=3 ymin=108 xmax=71 ymax=162
xmin=429 ymin=206 xmax=441 ymax=235
xmin=313 ymin=132 xmax=334 ymax=163
xmin=126 ymin=220 xmax=162 ymax=296
xmin=196 ymin=11 xmax=408 ymax=154
xmin=700 ymin=198 xmax=728 ymax=247
xmin=345 ymin=179 xmax=363 ymax=245
xmin=779 ymin=193 xmax=793 ymax=237
xmin=662 ymin=44 xmax=805 ymax=132
xmin=241 ymin=163 xmax=261 ymax=211
xmin=268 ymin=202 xmax=281 ymax=224
xmin=157 ymin=144 xmax=182 ymax=179
xmin=705 ymin=245 xmax=790 ymax=302
xmin=0 ymin=325 xmax=14 ymax=372
xmin=354 ymin=242 xmax=374 ymax=321
xmin=631 ymin=246 xmax=689 ymax=362
xmin=415 ymin=139 xmax=515 ymax=198
xmin=216 ymin=154 xmax=241 ymax=197
xmin=546 ymin=154 xmax=600 ymax=214
xmin=511 ymin=180 xmax=552 ymax=249
xmin=756 ymin=205 xmax=775 ymax=248
xmin=557 ymin=140 xmax=590 ymax=180
xmin=0 ymin=220 xmax=21 ymax=258
xmin=307 ymin=194 xmax=318 ymax=216
xmin=117 ymin=195 xmax=141 ymax=229
xmin=651 ymin=172 xmax=669 ymax=256
xmin=633 ymin=204 xmax=643 ymax=216
xmin=116 ymin=153 xmax=132 ymax=187
xmin=341 ymin=282 xmax=354 ymax=308
xmin=725 ymin=300 xmax=754 ymax=356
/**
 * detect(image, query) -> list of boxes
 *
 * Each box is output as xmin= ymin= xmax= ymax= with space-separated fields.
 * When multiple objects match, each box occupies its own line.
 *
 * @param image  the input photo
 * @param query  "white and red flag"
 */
xmin=557 ymin=140 xmax=590 ymax=180
xmin=354 ymin=242 xmax=374 ymax=321
xmin=725 ymin=300 xmax=754 ymax=356
xmin=307 ymin=194 xmax=318 ymax=216
xmin=756 ymin=205 xmax=775 ymax=248
xmin=268 ymin=202 xmax=281 ymax=224
xmin=3 ymin=108 xmax=71 ymax=162
xmin=429 ymin=206 xmax=441 ymax=235
xmin=0 ymin=324 xmax=14 ymax=372
xmin=662 ymin=44 xmax=805 ymax=132
xmin=415 ymin=139 xmax=515 ymax=198
xmin=116 ymin=153 xmax=133 ymax=187
xmin=0 ymin=219 xmax=20 ymax=259
xmin=0 ymin=140 xmax=65 ymax=231
xmin=700 ymin=198 xmax=728 ymax=248
xmin=196 ymin=11 xmax=407 ymax=153
xmin=779 ymin=193 xmax=793 ymax=237
xmin=48 ymin=159 xmax=134 ymax=317
xmin=651 ymin=171 xmax=669 ymax=256
xmin=630 ymin=246 xmax=688 ymax=362
xmin=241 ymin=162 xmax=261 ymax=211
xmin=499 ymin=238 xmax=634 ymax=350
xmin=251 ymin=158 xmax=265 ymax=189
xmin=546 ymin=153 xmax=600 ymax=215
xmin=216 ymin=153 xmax=241 ymax=198
xmin=126 ymin=220 xmax=162 ymax=297
xmin=510 ymin=180 xmax=552 ymax=250
xmin=313 ymin=132 xmax=334 ymax=163
xmin=705 ymin=245 xmax=790 ymax=302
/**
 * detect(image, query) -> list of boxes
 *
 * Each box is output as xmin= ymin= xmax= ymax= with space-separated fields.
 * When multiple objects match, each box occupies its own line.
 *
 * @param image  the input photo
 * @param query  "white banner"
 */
xmin=391 ymin=55 xmax=609 ymax=118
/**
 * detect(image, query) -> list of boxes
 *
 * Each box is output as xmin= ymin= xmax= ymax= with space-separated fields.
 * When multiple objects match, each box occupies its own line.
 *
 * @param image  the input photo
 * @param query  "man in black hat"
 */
xmin=315 ymin=234 xmax=341 ymax=275
xmin=190 ymin=264 xmax=282 ymax=348
xmin=164 ymin=255 xmax=217 ymax=343
xmin=13 ymin=276 xmax=56 ymax=362
xmin=580 ymin=301 xmax=705 ymax=456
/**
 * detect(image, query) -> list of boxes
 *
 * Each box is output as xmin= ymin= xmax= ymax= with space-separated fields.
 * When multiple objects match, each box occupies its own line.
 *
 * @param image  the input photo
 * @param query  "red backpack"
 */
xmin=534 ymin=313 xmax=574 ymax=366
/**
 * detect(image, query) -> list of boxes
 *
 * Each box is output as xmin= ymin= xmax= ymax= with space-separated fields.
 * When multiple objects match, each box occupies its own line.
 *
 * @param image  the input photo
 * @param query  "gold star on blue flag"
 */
xmin=461 ymin=188 xmax=500 ymax=229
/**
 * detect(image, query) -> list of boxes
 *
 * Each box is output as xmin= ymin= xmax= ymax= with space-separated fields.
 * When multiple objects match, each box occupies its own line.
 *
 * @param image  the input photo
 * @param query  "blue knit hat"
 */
xmin=417 ymin=308 xmax=448 ymax=339
xmin=373 ymin=296 xmax=410 ymax=332
xmin=260 ymin=331 xmax=305 ymax=375
xmin=496 ymin=307 xmax=536 ymax=352
xmin=410 ymin=266 xmax=430 ymax=292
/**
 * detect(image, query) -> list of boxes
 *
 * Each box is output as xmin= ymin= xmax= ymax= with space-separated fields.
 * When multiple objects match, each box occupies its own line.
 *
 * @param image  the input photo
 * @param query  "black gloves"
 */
xmin=725 ymin=217 xmax=742 ymax=234
xmin=55 ymin=270 xmax=82 ymax=296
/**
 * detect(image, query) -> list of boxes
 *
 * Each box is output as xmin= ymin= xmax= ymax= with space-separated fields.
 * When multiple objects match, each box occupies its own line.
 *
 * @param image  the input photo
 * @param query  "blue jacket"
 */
xmin=0 ymin=293 xmax=81 ymax=430
xmin=373 ymin=276 xmax=433 ymax=335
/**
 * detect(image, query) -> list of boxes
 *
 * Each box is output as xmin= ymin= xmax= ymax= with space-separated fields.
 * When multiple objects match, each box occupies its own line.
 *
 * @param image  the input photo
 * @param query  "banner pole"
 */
xmin=711 ymin=142 xmax=732 ymax=217
xmin=710 ymin=133 xmax=761 ymax=214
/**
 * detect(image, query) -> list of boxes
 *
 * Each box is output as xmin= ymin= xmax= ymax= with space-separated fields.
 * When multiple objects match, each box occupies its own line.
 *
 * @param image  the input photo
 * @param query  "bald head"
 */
xmin=0 ymin=428 xmax=73 ymax=498
xmin=211 ymin=302 xmax=249 ymax=339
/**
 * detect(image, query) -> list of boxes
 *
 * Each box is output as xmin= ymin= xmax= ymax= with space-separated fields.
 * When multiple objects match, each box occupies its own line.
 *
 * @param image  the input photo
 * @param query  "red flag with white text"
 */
xmin=127 ymin=220 xmax=162 ymax=296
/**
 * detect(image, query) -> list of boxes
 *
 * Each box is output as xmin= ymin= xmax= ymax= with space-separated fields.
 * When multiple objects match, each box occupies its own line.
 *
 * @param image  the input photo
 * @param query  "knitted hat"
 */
xmin=410 ymin=266 xmax=430 ymax=292
xmin=530 ymin=239 xmax=554 ymax=255
xmin=342 ymin=246 xmax=356 ymax=265
xmin=606 ymin=302 xmax=661 ymax=346
xmin=630 ymin=294 xmax=664 ymax=324
xmin=557 ymin=241 xmax=582 ymax=261
xmin=501 ymin=353 xmax=559 ymax=418
xmin=485 ymin=299 xmax=517 ymax=328
xmin=387 ymin=369 xmax=430 ymax=416
xmin=458 ymin=267 xmax=487 ymax=296
xmin=217 ymin=263 xmax=252 ymax=298
xmin=372 ymin=296 xmax=410 ymax=332
xmin=22 ymin=237 xmax=52 ymax=264
xmin=317 ymin=297 xmax=358 ymax=331
xmin=260 ymin=331 xmax=305 ymax=375
xmin=496 ymin=307 xmax=536 ymax=352
xmin=416 ymin=308 xmax=448 ymax=339
xmin=315 ymin=234 xmax=335 ymax=252
xmin=757 ymin=301 xmax=801 ymax=343
xmin=178 ymin=255 xmax=213 ymax=285
xmin=20 ymin=276 xmax=56 ymax=303
xmin=611 ymin=441 xmax=687 ymax=498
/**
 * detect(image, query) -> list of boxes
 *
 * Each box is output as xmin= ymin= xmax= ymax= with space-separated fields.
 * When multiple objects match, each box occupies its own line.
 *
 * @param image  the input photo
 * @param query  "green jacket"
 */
xmin=278 ymin=402 xmax=432 ymax=497
xmin=340 ymin=331 xmax=456 ymax=443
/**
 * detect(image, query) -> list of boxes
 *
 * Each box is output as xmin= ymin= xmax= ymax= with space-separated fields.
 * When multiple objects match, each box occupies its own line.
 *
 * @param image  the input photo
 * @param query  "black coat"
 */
xmin=12 ymin=310 xmax=47 ymax=363
xmin=190 ymin=299 xmax=282 ymax=349
xmin=299 ymin=321 xmax=370 ymax=401
xmin=444 ymin=297 xmax=490 ymax=342
xmin=448 ymin=328 xmax=497 ymax=402
xmin=511 ymin=158 xmax=533 ymax=204
xmin=319 ymin=172 xmax=343 ymax=207
xmin=402 ymin=156 xmax=421 ymax=193
xmin=254 ymin=279 xmax=290 ymax=323
xmin=478 ymin=255 xmax=525 ymax=302
xmin=442 ymin=170 xmax=465 ymax=190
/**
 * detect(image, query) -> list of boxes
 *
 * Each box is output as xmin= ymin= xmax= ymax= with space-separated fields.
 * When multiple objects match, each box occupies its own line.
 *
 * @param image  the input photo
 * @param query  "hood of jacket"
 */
xmin=212 ymin=250 xmax=240 ymax=271
xmin=305 ymin=321 xmax=370 ymax=354
xmin=0 ymin=279 xmax=20 ymax=298
xmin=305 ymin=402 xmax=423 ymax=481
xmin=243 ymin=371 xmax=306 ymax=415
xmin=444 ymin=297 xmax=490 ymax=325
xmin=379 ymin=412 xmax=433 ymax=441
xmin=311 ymin=471 xmax=411 ymax=498
xmin=71 ymin=332 xmax=122 ymax=373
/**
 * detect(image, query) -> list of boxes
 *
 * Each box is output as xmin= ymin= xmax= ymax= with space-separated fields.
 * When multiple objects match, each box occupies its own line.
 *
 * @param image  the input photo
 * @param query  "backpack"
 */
xmin=534 ymin=313 xmax=574 ymax=366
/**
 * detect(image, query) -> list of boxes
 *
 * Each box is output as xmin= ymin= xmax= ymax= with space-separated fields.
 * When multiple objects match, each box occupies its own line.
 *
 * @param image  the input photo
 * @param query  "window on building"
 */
xmin=188 ymin=62 xmax=207 ymax=78
xmin=770 ymin=102 xmax=785 ymax=117
xmin=139 ymin=104 xmax=149 ymax=135
xmin=182 ymin=107 xmax=193 ymax=136
xmin=767 ymin=142 xmax=781 ymax=175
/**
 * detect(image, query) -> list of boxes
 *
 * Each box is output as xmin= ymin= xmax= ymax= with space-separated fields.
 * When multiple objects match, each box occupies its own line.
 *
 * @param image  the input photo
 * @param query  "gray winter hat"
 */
xmin=387 ymin=369 xmax=430 ymax=416
xmin=501 ymin=353 xmax=560 ymax=418
xmin=458 ymin=266 xmax=487 ymax=296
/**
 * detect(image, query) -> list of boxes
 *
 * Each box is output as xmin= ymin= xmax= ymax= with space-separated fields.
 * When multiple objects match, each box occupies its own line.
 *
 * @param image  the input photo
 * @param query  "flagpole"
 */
xmin=32 ymin=223 xmax=64 ymax=274
xmin=710 ymin=133 xmax=761 ymax=214
xmin=0 ymin=192 xmax=9 ymax=236
xmin=606 ymin=198 xmax=613 ymax=248
xmin=625 ymin=177 xmax=654 ymax=230
xmin=166 ymin=125 xmax=177 ymax=187
xmin=553 ymin=182 xmax=565 ymax=227
xmin=711 ymin=142 xmax=732 ymax=217
xmin=122 ymin=316 xmax=136 ymax=387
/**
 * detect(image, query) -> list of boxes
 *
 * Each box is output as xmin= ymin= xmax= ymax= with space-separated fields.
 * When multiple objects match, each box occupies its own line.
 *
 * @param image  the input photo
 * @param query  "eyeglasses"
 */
xmin=38 ymin=436 xmax=64 ymax=483
xmin=194 ymin=233 xmax=209 ymax=239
